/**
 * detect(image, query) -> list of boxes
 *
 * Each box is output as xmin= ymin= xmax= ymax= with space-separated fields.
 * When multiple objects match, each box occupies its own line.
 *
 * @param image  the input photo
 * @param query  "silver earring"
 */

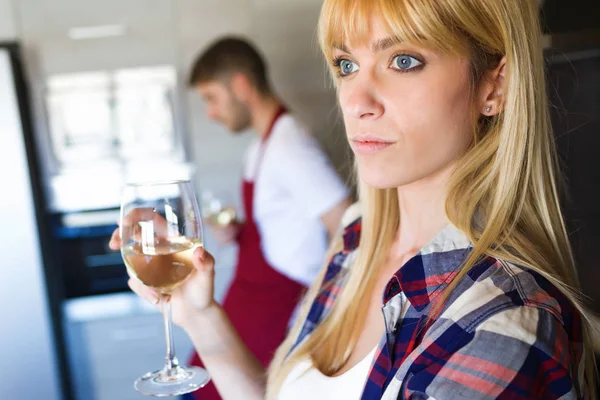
xmin=485 ymin=105 xmax=492 ymax=113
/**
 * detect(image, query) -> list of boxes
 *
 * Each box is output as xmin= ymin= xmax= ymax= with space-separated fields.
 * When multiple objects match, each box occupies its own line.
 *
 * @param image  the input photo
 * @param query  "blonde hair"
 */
xmin=267 ymin=0 xmax=598 ymax=398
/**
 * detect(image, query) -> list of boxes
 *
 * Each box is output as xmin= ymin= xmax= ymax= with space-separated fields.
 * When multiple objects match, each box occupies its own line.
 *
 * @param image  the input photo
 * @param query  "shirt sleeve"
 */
xmin=402 ymin=306 xmax=583 ymax=400
xmin=270 ymin=124 xmax=349 ymax=219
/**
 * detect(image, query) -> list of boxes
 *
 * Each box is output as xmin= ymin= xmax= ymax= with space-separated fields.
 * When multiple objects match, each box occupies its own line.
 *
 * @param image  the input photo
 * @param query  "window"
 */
xmin=45 ymin=66 xmax=181 ymax=170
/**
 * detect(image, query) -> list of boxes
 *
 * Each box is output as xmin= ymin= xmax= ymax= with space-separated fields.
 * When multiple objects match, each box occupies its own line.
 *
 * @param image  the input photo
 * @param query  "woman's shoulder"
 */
xmin=440 ymin=256 xmax=581 ymax=339
xmin=409 ymin=258 xmax=586 ymax=398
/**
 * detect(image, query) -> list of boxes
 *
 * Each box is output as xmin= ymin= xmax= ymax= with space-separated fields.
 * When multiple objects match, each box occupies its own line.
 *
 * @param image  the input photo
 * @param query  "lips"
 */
xmin=351 ymin=133 xmax=395 ymax=154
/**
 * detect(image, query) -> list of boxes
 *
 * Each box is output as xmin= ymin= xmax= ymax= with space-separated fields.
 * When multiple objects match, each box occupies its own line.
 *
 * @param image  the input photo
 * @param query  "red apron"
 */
xmin=189 ymin=107 xmax=306 ymax=400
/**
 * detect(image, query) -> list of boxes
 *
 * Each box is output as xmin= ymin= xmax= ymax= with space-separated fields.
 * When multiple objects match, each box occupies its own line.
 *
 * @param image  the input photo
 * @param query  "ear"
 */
xmin=478 ymin=56 xmax=506 ymax=117
xmin=229 ymin=72 xmax=253 ymax=102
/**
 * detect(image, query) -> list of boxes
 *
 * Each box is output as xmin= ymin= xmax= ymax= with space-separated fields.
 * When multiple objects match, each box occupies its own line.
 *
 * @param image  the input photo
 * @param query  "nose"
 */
xmin=339 ymin=75 xmax=384 ymax=121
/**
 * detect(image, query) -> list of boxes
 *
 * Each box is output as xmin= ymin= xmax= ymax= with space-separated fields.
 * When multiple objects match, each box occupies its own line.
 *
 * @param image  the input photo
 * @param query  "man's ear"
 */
xmin=229 ymin=72 xmax=253 ymax=102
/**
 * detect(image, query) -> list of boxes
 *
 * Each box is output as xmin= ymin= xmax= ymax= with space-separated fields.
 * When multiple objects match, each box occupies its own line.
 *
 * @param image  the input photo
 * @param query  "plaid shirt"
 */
xmin=290 ymin=218 xmax=584 ymax=399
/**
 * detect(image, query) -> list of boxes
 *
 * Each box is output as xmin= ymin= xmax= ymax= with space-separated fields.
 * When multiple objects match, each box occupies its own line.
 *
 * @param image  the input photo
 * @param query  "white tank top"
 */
xmin=277 ymin=346 xmax=377 ymax=400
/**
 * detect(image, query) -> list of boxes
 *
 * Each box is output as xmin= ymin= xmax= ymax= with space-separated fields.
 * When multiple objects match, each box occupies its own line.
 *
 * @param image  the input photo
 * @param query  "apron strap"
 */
xmin=252 ymin=105 xmax=287 ymax=180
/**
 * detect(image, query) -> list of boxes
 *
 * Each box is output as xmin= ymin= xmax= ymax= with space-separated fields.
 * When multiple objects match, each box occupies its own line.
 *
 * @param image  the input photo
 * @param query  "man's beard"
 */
xmin=228 ymin=97 xmax=252 ymax=133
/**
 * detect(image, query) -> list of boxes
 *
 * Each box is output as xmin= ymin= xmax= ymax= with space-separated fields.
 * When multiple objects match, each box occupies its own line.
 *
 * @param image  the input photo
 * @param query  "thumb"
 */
xmin=192 ymin=246 xmax=215 ymax=274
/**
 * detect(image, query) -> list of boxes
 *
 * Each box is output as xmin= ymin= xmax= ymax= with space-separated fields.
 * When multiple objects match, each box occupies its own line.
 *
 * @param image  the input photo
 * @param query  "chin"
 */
xmin=358 ymin=160 xmax=430 ymax=189
xmin=358 ymin=169 xmax=406 ymax=189
xmin=357 ymin=154 xmax=454 ymax=190
xmin=354 ymin=156 xmax=393 ymax=188
xmin=230 ymin=122 xmax=250 ymax=134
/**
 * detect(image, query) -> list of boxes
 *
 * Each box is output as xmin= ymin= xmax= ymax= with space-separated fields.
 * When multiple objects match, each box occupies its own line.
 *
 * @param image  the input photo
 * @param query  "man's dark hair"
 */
xmin=188 ymin=36 xmax=270 ymax=94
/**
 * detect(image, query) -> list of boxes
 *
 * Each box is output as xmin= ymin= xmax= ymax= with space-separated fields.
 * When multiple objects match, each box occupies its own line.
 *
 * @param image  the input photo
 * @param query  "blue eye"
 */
xmin=338 ymin=59 xmax=359 ymax=76
xmin=392 ymin=55 xmax=422 ymax=71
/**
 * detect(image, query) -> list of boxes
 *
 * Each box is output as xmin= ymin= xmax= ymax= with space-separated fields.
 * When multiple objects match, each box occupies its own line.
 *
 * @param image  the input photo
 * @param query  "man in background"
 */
xmin=186 ymin=36 xmax=350 ymax=400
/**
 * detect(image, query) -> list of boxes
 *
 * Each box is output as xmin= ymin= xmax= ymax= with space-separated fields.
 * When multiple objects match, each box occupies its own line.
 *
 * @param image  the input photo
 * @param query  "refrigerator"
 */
xmin=0 ymin=43 xmax=62 ymax=399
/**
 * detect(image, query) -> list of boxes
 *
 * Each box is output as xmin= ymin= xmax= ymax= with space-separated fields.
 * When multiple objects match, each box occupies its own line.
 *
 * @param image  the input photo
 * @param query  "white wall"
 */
xmin=0 ymin=0 xmax=17 ymax=40
xmin=0 ymin=8 xmax=61 ymax=399
xmin=0 ymin=49 xmax=60 ymax=400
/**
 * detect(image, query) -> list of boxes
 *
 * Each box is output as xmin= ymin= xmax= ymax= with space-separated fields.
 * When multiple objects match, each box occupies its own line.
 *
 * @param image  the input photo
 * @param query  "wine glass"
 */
xmin=120 ymin=180 xmax=211 ymax=396
xmin=200 ymin=190 xmax=237 ymax=227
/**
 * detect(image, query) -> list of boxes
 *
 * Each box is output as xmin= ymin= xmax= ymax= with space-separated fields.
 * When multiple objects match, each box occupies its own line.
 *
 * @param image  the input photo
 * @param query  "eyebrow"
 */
xmin=333 ymin=37 xmax=402 ymax=54
xmin=333 ymin=43 xmax=350 ymax=53
xmin=372 ymin=37 xmax=401 ymax=52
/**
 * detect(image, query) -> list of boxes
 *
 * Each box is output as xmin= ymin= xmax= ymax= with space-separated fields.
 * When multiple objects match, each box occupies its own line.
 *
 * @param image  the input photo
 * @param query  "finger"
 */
xmin=127 ymin=278 xmax=160 ymax=305
xmin=121 ymin=208 xmax=155 ymax=225
xmin=109 ymin=228 xmax=121 ymax=250
xmin=192 ymin=246 xmax=215 ymax=273
xmin=125 ymin=267 xmax=136 ymax=280
xmin=122 ymin=208 xmax=171 ymax=239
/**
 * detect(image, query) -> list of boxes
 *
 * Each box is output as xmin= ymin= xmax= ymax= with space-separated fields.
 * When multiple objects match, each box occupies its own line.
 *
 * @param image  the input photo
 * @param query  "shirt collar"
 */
xmin=341 ymin=218 xmax=472 ymax=312
xmin=384 ymin=224 xmax=472 ymax=311
xmin=342 ymin=217 xmax=361 ymax=254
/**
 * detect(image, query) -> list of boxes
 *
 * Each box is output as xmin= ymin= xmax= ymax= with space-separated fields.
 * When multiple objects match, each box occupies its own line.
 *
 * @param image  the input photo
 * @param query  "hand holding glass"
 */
xmin=120 ymin=180 xmax=210 ymax=396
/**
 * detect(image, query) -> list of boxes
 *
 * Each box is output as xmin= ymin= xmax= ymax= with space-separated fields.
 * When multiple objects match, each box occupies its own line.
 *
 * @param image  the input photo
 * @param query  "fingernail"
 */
xmin=195 ymin=246 xmax=205 ymax=260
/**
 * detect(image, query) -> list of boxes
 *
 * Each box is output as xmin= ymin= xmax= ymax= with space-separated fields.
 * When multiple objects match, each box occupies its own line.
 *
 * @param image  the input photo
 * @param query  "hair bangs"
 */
xmin=318 ymin=0 xmax=468 ymax=74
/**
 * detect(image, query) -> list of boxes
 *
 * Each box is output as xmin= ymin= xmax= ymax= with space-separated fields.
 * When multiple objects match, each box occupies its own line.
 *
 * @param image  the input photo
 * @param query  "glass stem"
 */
xmin=162 ymin=294 xmax=180 ymax=375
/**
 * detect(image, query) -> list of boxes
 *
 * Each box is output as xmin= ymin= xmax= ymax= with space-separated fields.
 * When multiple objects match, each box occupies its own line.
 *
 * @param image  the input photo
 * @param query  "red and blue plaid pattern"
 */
xmin=290 ymin=218 xmax=585 ymax=399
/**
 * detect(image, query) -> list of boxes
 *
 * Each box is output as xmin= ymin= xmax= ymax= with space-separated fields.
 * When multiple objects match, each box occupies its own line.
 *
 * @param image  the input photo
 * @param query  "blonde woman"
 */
xmin=112 ymin=0 xmax=598 ymax=398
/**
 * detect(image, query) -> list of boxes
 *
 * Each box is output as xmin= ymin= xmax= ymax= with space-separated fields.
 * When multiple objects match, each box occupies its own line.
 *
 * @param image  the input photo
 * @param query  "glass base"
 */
xmin=134 ymin=365 xmax=211 ymax=397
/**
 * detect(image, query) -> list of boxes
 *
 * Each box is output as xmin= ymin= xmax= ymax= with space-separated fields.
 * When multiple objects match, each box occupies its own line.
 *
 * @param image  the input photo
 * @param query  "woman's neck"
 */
xmin=391 ymin=164 xmax=455 ymax=259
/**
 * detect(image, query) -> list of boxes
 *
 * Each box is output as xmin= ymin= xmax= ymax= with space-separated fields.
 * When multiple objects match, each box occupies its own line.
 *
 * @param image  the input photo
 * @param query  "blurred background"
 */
xmin=0 ymin=0 xmax=598 ymax=399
